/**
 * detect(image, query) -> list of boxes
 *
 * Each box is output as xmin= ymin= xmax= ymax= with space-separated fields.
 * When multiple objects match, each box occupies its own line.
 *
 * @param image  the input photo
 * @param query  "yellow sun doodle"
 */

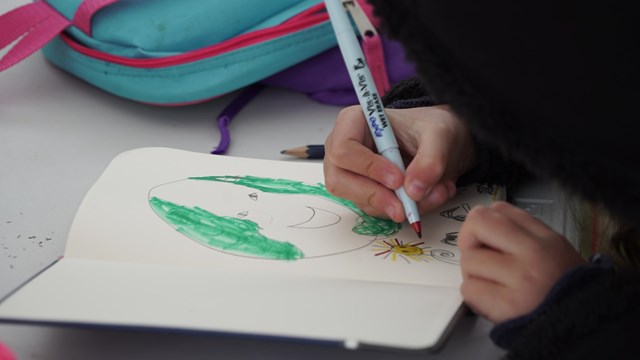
xmin=372 ymin=238 xmax=433 ymax=263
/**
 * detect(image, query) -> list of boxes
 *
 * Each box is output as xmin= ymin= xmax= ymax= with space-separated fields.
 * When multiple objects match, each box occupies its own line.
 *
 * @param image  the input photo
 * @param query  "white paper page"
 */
xmin=0 ymin=258 xmax=464 ymax=350
xmin=65 ymin=147 xmax=502 ymax=288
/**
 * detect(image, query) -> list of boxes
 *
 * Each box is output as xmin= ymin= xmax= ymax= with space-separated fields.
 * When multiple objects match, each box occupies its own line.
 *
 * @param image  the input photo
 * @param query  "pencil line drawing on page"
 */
xmin=439 ymin=203 xmax=471 ymax=222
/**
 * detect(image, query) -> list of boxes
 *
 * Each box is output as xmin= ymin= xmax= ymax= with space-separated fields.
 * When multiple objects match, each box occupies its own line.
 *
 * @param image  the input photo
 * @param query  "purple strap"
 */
xmin=211 ymin=84 xmax=264 ymax=155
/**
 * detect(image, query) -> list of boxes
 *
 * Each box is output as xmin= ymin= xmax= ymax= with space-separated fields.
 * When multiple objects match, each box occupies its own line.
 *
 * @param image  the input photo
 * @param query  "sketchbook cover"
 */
xmin=0 ymin=147 xmax=503 ymax=351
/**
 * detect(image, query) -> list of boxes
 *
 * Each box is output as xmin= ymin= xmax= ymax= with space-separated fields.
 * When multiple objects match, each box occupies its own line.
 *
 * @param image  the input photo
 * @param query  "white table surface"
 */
xmin=0 ymin=1 xmax=505 ymax=358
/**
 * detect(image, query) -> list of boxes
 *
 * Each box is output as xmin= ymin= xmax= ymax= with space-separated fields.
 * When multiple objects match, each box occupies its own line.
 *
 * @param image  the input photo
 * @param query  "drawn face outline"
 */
xmin=149 ymin=176 xmax=399 ymax=260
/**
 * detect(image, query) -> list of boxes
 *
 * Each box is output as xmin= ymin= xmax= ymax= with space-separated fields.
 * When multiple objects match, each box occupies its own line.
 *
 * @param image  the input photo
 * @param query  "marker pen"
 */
xmin=324 ymin=0 xmax=422 ymax=238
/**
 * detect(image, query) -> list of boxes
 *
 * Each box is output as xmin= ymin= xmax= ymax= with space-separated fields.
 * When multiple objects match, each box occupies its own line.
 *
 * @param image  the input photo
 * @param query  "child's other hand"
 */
xmin=458 ymin=201 xmax=586 ymax=324
xmin=323 ymin=104 xmax=476 ymax=222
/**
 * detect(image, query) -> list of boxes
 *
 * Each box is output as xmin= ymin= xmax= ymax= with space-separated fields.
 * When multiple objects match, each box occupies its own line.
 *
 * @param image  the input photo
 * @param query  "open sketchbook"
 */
xmin=0 ymin=147 xmax=503 ymax=352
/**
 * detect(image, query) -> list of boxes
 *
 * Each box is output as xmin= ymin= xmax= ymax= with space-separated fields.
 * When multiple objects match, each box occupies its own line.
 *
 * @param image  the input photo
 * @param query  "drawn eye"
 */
xmin=441 ymin=232 xmax=458 ymax=246
xmin=234 ymin=209 xmax=273 ymax=225
xmin=429 ymin=249 xmax=458 ymax=264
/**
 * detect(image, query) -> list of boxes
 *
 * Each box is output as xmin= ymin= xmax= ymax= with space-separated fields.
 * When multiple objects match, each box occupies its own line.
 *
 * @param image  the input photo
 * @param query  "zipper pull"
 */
xmin=341 ymin=0 xmax=390 ymax=95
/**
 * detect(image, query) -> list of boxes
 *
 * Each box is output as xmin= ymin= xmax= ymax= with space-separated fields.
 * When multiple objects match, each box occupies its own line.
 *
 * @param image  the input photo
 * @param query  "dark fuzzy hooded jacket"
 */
xmin=370 ymin=1 xmax=640 ymax=359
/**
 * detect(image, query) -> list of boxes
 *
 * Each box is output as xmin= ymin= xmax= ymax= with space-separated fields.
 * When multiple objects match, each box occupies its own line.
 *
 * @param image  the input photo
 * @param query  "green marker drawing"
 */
xmin=149 ymin=175 xmax=401 ymax=260
xmin=150 ymin=197 xmax=304 ymax=260
xmin=189 ymin=175 xmax=401 ymax=237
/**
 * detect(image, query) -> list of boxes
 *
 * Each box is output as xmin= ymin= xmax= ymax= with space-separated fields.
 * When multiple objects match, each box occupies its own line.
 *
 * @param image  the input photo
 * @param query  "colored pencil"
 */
xmin=280 ymin=145 xmax=325 ymax=159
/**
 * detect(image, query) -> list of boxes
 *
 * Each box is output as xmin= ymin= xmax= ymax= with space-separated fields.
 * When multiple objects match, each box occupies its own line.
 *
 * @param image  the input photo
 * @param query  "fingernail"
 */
xmin=386 ymin=205 xmax=398 ymax=221
xmin=408 ymin=180 xmax=427 ymax=198
xmin=447 ymin=181 xmax=458 ymax=197
xmin=383 ymin=172 xmax=398 ymax=189
xmin=425 ymin=189 xmax=446 ymax=207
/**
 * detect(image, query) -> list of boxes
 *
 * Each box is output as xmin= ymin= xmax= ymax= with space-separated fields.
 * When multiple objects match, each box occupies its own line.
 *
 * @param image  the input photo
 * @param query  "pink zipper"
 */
xmin=61 ymin=3 xmax=329 ymax=68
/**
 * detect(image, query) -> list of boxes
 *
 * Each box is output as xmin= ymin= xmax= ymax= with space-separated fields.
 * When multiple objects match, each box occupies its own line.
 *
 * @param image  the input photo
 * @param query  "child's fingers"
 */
xmin=488 ymin=201 xmax=559 ymax=239
xmin=325 ymin=108 xmax=404 ymax=191
xmin=404 ymin=130 xmax=450 ymax=200
xmin=458 ymin=204 xmax=530 ymax=254
xmin=323 ymin=161 xmax=403 ymax=221
xmin=417 ymin=181 xmax=455 ymax=213
xmin=460 ymin=277 xmax=514 ymax=324
xmin=460 ymin=246 xmax=515 ymax=285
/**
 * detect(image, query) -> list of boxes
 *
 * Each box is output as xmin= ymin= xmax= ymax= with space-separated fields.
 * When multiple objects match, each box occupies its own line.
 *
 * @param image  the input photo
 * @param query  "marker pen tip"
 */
xmin=411 ymin=222 xmax=422 ymax=239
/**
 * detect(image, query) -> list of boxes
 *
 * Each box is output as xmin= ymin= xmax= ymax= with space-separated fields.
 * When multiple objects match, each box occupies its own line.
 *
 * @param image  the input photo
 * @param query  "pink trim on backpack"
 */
xmin=73 ymin=0 xmax=119 ymax=35
xmin=0 ymin=1 xmax=69 ymax=72
xmin=283 ymin=2 xmax=325 ymax=24
xmin=60 ymin=10 xmax=329 ymax=68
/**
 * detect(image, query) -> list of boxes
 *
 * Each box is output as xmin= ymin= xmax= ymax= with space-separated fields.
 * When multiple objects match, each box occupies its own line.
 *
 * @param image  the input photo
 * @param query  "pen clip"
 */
xmin=340 ymin=0 xmax=378 ymax=39
xmin=340 ymin=0 xmax=390 ymax=94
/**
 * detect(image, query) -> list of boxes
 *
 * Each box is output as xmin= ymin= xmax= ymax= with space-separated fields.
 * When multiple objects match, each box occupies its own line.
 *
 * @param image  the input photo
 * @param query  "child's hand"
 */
xmin=458 ymin=201 xmax=586 ymax=324
xmin=323 ymin=104 xmax=477 ymax=222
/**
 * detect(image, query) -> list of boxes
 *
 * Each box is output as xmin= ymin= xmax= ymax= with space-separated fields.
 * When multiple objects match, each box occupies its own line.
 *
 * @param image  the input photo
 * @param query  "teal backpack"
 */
xmin=1 ymin=0 xmax=339 ymax=104
xmin=0 ymin=0 xmax=415 ymax=151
